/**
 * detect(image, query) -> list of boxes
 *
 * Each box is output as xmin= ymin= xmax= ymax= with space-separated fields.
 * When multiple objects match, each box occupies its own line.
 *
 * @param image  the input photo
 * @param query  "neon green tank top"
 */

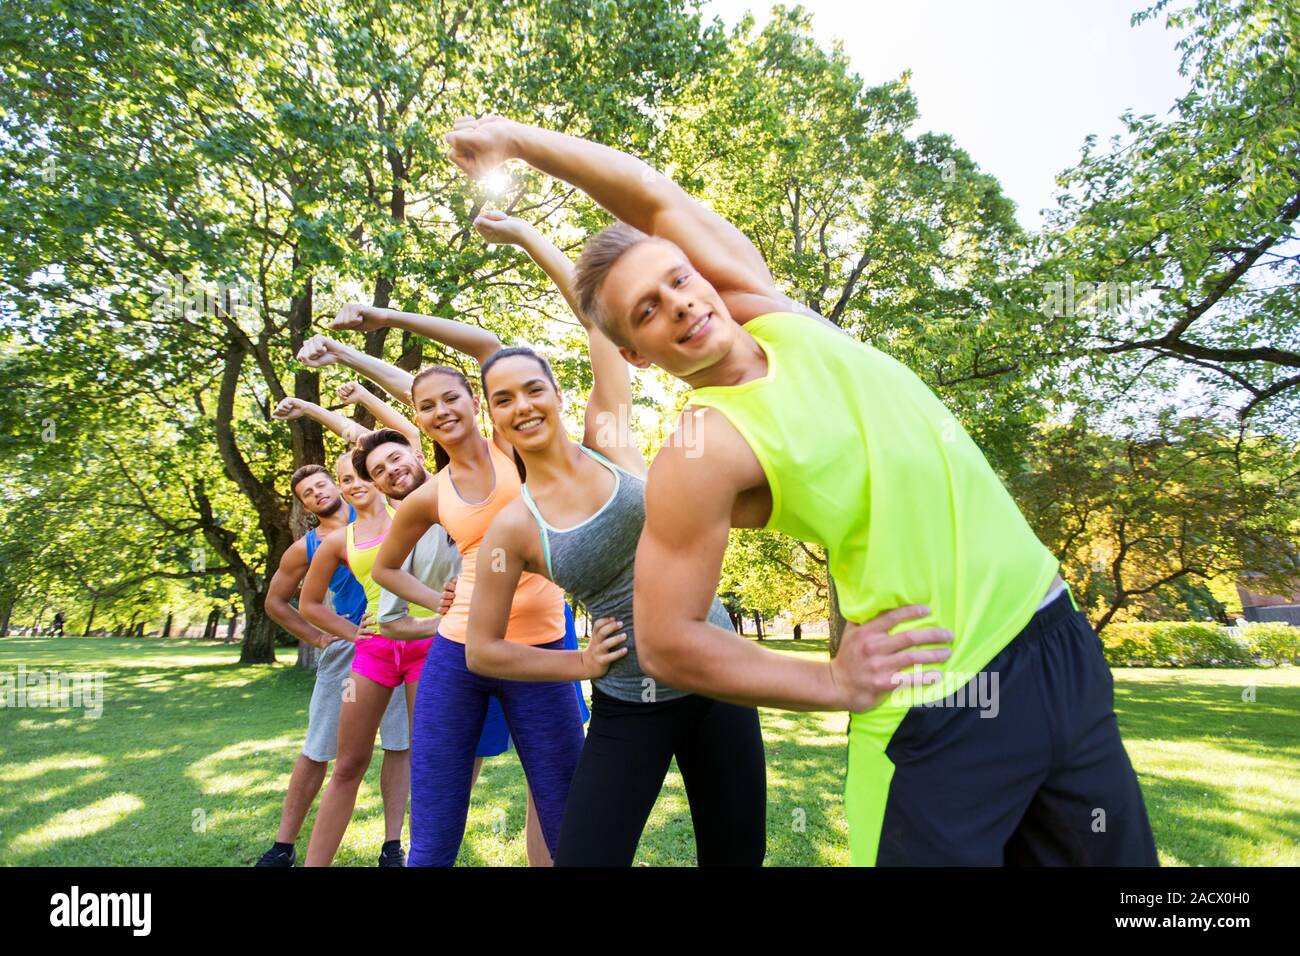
xmin=689 ymin=311 xmax=1058 ymax=723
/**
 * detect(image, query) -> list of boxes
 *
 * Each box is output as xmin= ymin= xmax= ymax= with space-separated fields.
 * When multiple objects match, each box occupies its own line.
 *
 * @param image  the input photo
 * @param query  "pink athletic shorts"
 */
xmin=352 ymin=635 xmax=432 ymax=688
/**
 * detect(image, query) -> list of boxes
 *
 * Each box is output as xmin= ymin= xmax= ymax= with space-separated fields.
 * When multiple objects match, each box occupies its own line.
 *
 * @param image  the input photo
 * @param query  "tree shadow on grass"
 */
xmin=6 ymin=640 xmax=1294 ymax=866
xmin=1114 ymin=675 xmax=1300 ymax=756
xmin=444 ymin=708 xmax=851 ymax=867
xmin=0 ymin=650 xmax=322 ymax=865
xmin=1111 ymin=673 xmax=1300 ymax=865
xmin=1136 ymin=764 xmax=1300 ymax=865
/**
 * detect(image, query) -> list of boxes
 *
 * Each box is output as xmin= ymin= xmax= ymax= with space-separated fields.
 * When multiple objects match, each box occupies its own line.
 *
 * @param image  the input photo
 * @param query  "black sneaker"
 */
xmin=377 ymin=843 xmax=406 ymax=867
xmin=255 ymin=844 xmax=296 ymax=867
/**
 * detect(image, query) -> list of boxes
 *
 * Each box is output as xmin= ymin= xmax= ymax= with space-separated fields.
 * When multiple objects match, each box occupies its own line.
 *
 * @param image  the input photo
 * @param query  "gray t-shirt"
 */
xmin=377 ymin=522 xmax=462 ymax=623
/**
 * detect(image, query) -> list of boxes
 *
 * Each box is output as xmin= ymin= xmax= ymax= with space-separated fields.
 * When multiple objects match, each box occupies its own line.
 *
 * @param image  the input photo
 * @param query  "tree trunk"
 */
xmin=0 ymin=603 xmax=11 ymax=637
xmin=84 ymin=599 xmax=97 ymax=637
xmin=754 ymin=613 xmax=764 ymax=640
xmin=162 ymin=613 xmax=173 ymax=638
xmin=239 ymin=604 xmax=279 ymax=664
xmin=286 ymin=277 xmax=327 ymax=473
xmin=210 ymin=339 xmax=293 ymax=663
xmin=225 ymin=610 xmax=239 ymax=643
xmin=297 ymin=641 xmax=321 ymax=670
xmin=230 ymin=533 xmax=290 ymax=660
xmin=793 ymin=623 xmax=802 ymax=641
xmin=234 ymin=575 xmax=276 ymax=663
xmin=827 ymin=574 xmax=847 ymax=658
xmin=239 ymin=598 xmax=279 ymax=665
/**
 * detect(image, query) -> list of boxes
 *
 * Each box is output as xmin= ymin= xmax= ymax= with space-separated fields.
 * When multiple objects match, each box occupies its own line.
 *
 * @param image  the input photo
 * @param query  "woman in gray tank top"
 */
xmin=463 ymin=245 xmax=766 ymax=866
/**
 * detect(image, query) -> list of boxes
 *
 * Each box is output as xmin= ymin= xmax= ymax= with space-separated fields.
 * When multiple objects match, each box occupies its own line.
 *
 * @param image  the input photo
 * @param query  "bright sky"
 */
xmin=701 ymin=0 xmax=1193 ymax=230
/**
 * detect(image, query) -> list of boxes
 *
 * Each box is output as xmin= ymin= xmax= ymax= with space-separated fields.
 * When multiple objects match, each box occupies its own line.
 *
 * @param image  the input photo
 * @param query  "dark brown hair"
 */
xmin=480 ymin=346 xmax=558 ymax=394
xmin=411 ymin=364 xmax=476 ymax=473
xmin=351 ymin=428 xmax=412 ymax=482
xmin=479 ymin=347 xmax=559 ymax=483
xmin=289 ymin=464 xmax=332 ymax=501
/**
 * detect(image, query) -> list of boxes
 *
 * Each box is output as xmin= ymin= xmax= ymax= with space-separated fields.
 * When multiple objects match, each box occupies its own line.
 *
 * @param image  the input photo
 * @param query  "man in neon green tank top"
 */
xmin=446 ymin=116 xmax=1156 ymax=866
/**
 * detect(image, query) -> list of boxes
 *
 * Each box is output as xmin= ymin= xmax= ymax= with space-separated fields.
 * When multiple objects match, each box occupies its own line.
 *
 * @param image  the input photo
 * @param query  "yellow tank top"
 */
xmin=689 ymin=311 xmax=1060 ymax=863
xmin=345 ymin=505 xmax=434 ymax=619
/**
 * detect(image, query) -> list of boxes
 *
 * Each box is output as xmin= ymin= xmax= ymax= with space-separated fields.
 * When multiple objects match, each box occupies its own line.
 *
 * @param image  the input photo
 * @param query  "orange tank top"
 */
xmin=436 ymin=440 xmax=565 ymax=645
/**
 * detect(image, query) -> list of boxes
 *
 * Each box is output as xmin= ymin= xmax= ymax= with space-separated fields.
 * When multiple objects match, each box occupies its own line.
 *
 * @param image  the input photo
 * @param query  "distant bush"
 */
xmin=1241 ymin=622 xmax=1300 ymax=667
xmin=1101 ymin=623 xmax=1168 ymax=667
xmin=1100 ymin=621 xmax=1288 ymax=667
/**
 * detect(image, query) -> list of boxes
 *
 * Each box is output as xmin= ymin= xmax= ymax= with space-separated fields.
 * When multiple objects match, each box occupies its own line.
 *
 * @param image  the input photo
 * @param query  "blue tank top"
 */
xmin=304 ymin=503 xmax=366 ymax=625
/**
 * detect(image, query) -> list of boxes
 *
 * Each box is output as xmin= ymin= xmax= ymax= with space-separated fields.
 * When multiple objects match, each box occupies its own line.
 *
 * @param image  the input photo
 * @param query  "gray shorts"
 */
xmin=301 ymin=640 xmax=409 ymax=762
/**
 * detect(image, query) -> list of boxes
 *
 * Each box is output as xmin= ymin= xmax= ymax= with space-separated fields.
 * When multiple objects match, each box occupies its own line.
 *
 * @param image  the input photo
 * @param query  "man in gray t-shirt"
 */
xmin=376 ymin=523 xmax=462 ymax=629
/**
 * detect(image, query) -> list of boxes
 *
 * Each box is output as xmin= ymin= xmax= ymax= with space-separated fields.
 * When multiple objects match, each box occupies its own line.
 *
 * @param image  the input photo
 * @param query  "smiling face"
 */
xmin=598 ymin=238 xmax=739 ymax=378
xmin=483 ymin=354 xmax=563 ymax=453
xmin=362 ymin=441 xmax=427 ymax=501
xmin=412 ymin=370 xmax=480 ymax=449
xmin=335 ymin=452 xmax=374 ymax=508
xmin=293 ymin=470 xmax=343 ymax=517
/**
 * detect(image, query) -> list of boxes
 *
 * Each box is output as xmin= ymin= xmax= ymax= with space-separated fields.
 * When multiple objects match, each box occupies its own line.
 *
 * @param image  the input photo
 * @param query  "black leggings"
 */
xmin=554 ymin=687 xmax=767 ymax=866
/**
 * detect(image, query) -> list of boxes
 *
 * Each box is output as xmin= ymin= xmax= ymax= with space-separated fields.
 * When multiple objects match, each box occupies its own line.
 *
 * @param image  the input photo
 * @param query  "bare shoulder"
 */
xmin=318 ymin=524 xmax=348 ymax=556
xmin=659 ymin=406 xmax=773 ymax=529
xmin=483 ymin=497 xmax=545 ymax=573
xmin=279 ymin=537 xmax=310 ymax=573
xmin=488 ymin=496 xmax=533 ymax=547
xmin=723 ymin=290 xmax=842 ymax=333
xmin=402 ymin=475 xmax=440 ymax=519
xmin=584 ymin=435 xmax=647 ymax=479
xmin=671 ymin=406 xmax=766 ymax=490
xmin=647 ymin=410 xmax=749 ymax=521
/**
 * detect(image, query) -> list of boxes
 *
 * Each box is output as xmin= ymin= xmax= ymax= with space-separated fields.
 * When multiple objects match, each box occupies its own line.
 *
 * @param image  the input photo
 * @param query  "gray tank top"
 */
xmin=519 ymin=446 xmax=735 ymax=703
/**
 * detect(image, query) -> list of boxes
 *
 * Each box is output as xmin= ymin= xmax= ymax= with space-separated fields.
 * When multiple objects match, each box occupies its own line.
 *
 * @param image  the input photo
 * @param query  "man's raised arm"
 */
xmin=445 ymin=116 xmax=776 ymax=298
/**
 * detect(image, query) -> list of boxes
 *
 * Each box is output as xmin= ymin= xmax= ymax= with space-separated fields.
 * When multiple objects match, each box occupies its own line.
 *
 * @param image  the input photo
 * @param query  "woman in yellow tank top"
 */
xmin=298 ymin=466 xmax=441 ymax=867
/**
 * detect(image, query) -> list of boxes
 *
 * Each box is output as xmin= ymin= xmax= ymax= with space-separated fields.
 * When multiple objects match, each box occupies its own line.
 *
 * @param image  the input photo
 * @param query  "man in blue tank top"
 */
xmin=254 ymin=457 xmax=413 ymax=867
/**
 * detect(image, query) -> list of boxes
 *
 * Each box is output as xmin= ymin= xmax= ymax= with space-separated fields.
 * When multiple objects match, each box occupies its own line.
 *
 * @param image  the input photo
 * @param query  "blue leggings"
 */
xmin=408 ymin=634 xmax=586 ymax=866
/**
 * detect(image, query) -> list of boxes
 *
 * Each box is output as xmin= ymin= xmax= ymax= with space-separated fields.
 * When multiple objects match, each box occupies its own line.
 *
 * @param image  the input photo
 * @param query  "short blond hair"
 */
xmin=573 ymin=221 xmax=654 ymax=348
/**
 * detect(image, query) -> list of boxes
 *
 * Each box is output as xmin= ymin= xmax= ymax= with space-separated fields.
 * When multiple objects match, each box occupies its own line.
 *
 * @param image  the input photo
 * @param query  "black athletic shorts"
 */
xmin=873 ymin=589 xmax=1159 ymax=866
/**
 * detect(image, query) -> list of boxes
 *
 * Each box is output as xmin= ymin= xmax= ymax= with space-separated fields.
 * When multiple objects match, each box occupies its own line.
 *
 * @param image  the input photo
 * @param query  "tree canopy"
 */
xmin=2 ymin=0 xmax=1296 ymax=654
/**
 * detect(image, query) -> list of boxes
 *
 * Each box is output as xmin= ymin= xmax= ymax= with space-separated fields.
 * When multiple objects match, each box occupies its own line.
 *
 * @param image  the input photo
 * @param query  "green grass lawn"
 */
xmin=0 ymin=636 xmax=1296 ymax=866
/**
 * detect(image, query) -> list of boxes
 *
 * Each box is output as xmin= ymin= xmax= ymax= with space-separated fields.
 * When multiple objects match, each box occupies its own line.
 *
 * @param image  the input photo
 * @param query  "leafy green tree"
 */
xmin=0 ymin=0 xmax=717 ymax=661
xmin=720 ymin=529 xmax=828 ymax=637
xmin=1037 ymin=0 xmax=1300 ymax=428
xmin=1012 ymin=413 xmax=1300 ymax=631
